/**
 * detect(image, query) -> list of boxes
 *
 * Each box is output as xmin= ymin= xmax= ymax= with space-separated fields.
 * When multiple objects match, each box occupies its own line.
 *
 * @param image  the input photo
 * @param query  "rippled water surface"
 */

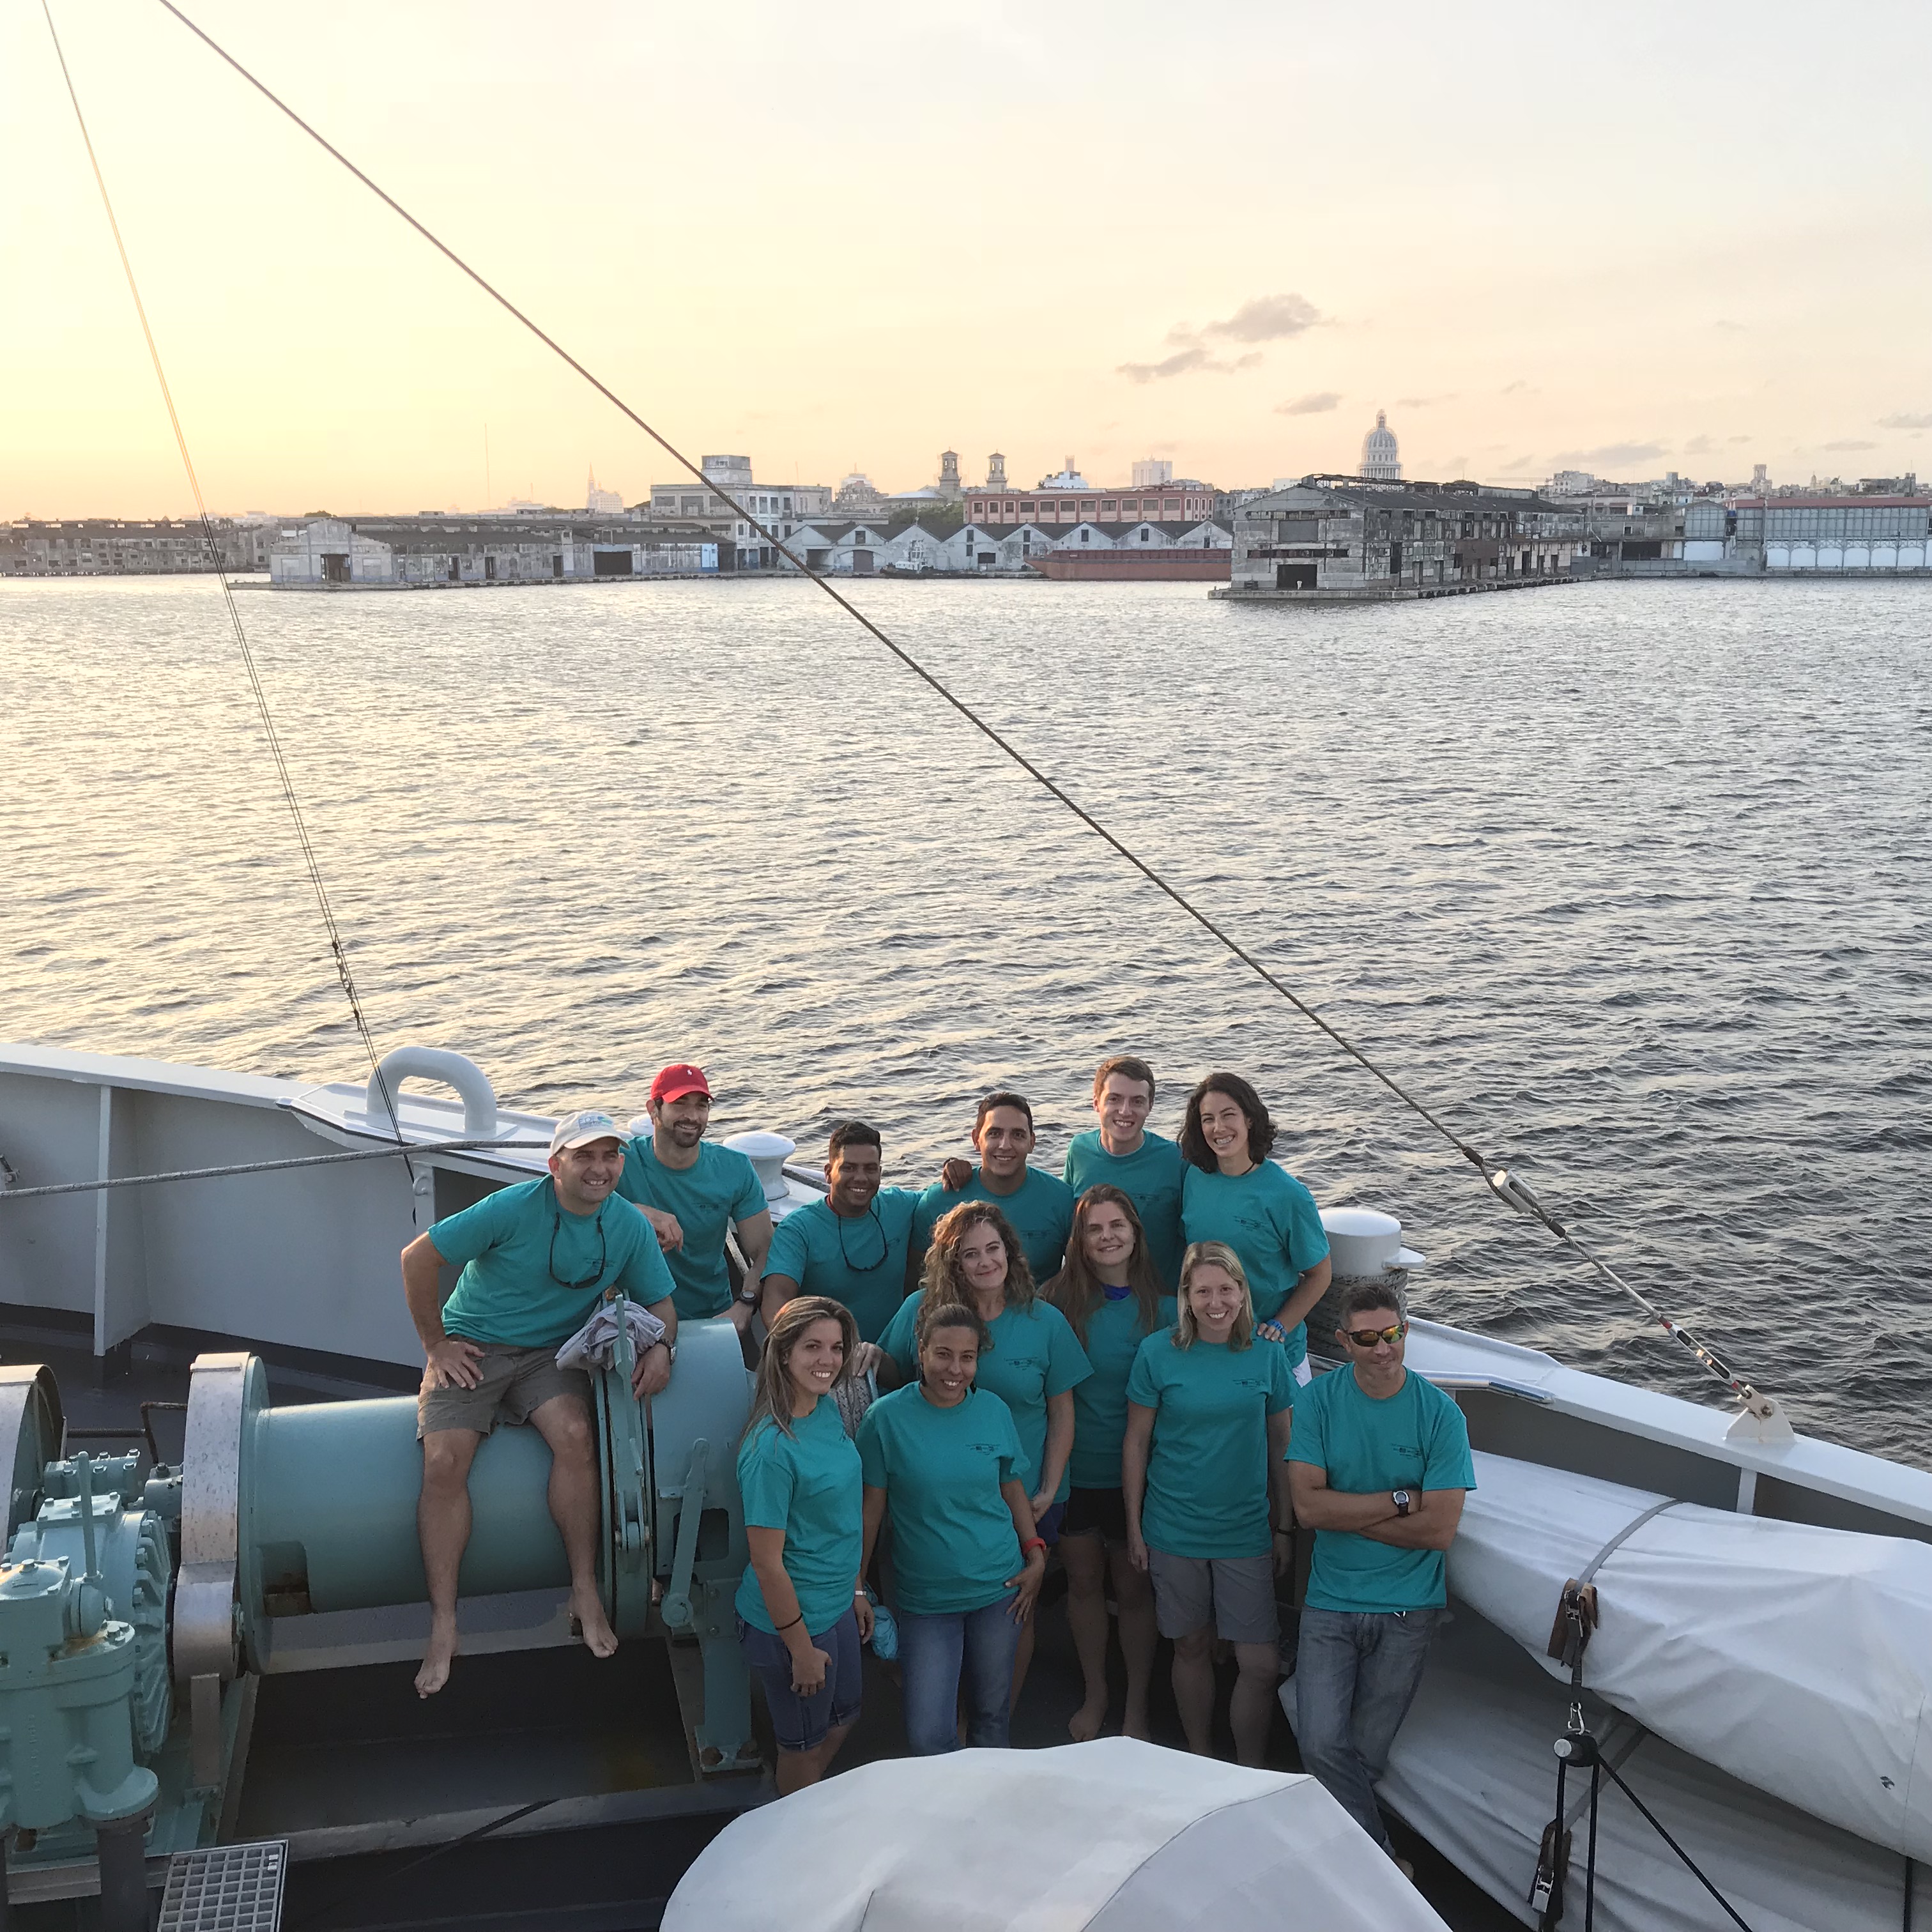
xmin=3 ymin=573 xmax=1928 ymax=1460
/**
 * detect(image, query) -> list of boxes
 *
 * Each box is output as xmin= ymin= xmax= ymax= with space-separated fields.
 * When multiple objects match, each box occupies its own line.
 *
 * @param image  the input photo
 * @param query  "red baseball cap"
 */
xmin=650 ymin=1063 xmax=713 ymax=1104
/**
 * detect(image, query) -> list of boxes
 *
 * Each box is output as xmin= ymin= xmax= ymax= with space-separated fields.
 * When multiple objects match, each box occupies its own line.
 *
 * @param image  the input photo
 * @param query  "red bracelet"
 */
xmin=1021 ymin=1537 xmax=1047 ymax=1556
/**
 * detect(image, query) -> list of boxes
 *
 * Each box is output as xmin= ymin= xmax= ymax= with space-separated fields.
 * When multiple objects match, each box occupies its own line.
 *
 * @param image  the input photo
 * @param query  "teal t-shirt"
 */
xmin=878 ymin=1289 xmax=1092 ymax=1503
xmin=1061 ymin=1291 xmax=1177 ymax=1491
xmin=1287 ymin=1366 xmax=1476 ymax=1613
xmin=857 ymin=1385 xmax=1023 ymax=1616
xmin=763 ymin=1189 xmax=921 ymax=1342
xmin=1126 ymin=1328 xmax=1296 ymax=1560
xmin=1062 ymin=1130 xmax=1186 ymax=1291
xmin=912 ymin=1166 xmax=1075 ymax=1285
xmin=615 ymin=1136 xmax=767 ymax=1321
xmin=733 ymin=1399 xmax=864 ymax=1636
xmin=431 ymin=1177 xmax=675 ymax=1349
xmin=1179 ymin=1162 xmax=1329 ymax=1361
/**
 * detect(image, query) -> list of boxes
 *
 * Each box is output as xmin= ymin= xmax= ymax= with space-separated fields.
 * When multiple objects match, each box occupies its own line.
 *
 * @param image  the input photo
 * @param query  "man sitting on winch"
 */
xmin=401 ymin=1108 xmax=677 ymax=1698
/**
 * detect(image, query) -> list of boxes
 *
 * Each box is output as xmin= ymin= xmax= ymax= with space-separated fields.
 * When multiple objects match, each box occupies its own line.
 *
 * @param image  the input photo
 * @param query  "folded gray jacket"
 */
xmin=555 ymin=1300 xmax=668 ymax=1371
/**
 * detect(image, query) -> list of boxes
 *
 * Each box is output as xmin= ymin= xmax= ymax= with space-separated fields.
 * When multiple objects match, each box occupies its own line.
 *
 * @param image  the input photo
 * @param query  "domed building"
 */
xmin=1359 ymin=411 xmax=1401 ymax=482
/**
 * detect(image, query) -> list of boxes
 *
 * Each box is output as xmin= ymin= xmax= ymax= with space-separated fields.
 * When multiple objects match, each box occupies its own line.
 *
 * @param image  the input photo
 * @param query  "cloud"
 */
xmin=1395 ymin=394 xmax=1455 ymax=409
xmin=1683 ymin=435 xmax=1717 ymax=456
xmin=1820 ymin=438 xmax=1876 ymax=452
xmin=1878 ymin=411 xmax=1932 ymax=430
xmin=1554 ymin=441 xmax=1667 ymax=470
xmin=1119 ymin=291 xmax=1322 ymax=381
xmin=1117 ymin=347 xmax=1262 ymax=383
xmin=1500 ymin=380 xmax=1530 ymax=395
xmin=1714 ymin=319 xmax=1749 ymax=333
xmin=1276 ymin=390 xmax=1342 ymax=415
xmin=1728 ymin=434 xmax=1751 ymax=443
xmin=1496 ymin=453 xmax=1540 ymax=473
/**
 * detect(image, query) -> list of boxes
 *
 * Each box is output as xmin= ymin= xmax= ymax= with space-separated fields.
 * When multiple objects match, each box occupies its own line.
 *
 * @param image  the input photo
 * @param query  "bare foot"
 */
xmin=416 ymin=1617 xmax=459 ymax=1698
xmin=1122 ymin=1701 xmax=1151 ymax=1742
xmin=1068 ymin=1698 xmax=1108 ymax=1744
xmin=571 ymin=1588 xmax=619 ymax=1659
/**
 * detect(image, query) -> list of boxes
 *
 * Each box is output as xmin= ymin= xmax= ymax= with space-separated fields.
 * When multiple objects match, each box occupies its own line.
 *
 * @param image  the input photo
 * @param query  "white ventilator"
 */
xmin=663 ymin=1737 xmax=1450 ymax=1932
xmin=1446 ymin=1450 xmax=1932 ymax=1862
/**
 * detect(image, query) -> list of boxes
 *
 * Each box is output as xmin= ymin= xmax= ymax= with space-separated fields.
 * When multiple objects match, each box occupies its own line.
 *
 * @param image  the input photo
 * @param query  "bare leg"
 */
xmin=1230 ymin=1641 xmax=1280 ymax=1768
xmin=1171 ymin=1627 xmax=1216 ymax=1757
xmin=530 ymin=1395 xmax=618 ymax=1659
xmin=416 ymin=1428 xmax=482 ymax=1698
xmin=774 ymin=1719 xmax=854 ymax=1797
xmin=1107 ymin=1542 xmax=1158 ymax=1741
xmin=1062 ymin=1533 xmax=1111 ymax=1741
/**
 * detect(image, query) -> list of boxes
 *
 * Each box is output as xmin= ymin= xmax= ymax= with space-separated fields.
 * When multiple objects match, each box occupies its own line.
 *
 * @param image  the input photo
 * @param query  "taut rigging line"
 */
xmin=51 ymin=1 xmax=1786 ymax=1434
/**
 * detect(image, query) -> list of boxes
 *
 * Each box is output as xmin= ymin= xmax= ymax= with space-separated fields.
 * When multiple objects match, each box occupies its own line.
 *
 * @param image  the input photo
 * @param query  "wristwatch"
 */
xmin=1392 ymin=1489 xmax=1413 ymax=1517
xmin=737 ymin=1280 xmax=762 ymax=1305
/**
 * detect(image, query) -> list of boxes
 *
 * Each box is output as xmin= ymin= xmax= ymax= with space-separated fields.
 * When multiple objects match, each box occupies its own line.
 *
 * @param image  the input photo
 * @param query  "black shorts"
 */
xmin=1062 ymin=1485 xmax=1128 ymax=1544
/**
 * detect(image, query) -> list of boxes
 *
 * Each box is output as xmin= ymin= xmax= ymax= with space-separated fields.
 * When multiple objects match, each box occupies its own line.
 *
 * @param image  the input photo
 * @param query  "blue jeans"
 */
xmin=737 ymin=1607 xmax=864 ymax=1754
xmin=896 ymin=1594 xmax=1020 ymax=1756
xmin=1293 ymin=1607 xmax=1441 ymax=1850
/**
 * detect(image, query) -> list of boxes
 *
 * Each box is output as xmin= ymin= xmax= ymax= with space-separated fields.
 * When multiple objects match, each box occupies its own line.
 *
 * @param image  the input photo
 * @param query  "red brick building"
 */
xmin=962 ymin=468 xmax=1215 ymax=530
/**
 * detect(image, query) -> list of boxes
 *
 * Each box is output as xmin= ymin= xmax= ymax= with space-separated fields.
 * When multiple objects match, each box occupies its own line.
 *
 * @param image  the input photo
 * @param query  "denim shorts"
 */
xmin=1034 ymin=1498 xmax=1067 ymax=1546
xmin=737 ymin=1605 xmax=863 ymax=1753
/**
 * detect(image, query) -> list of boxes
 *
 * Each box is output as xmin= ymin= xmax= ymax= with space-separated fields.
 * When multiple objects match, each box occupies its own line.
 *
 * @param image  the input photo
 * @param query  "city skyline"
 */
xmin=4 ymin=2 xmax=1929 ymax=519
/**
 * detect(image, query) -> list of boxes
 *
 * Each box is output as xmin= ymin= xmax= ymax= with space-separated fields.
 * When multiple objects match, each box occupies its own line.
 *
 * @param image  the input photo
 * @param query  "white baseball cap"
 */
xmin=548 ymin=1108 xmax=625 ymax=1157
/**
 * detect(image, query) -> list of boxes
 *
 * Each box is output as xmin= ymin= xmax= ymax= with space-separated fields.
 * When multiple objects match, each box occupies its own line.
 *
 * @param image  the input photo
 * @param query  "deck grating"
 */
xmin=157 ymin=1840 xmax=288 ymax=1932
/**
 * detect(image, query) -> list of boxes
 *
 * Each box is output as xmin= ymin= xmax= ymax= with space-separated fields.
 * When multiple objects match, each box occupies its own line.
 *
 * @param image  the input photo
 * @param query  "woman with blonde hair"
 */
xmin=878 ymin=1199 xmax=1089 ymax=1705
xmin=1123 ymin=1241 xmax=1297 ymax=1767
xmin=858 ymin=1296 xmax=1047 ymax=1754
xmin=735 ymin=1296 xmax=871 ymax=1794
xmin=1046 ymin=1184 xmax=1173 ymax=1741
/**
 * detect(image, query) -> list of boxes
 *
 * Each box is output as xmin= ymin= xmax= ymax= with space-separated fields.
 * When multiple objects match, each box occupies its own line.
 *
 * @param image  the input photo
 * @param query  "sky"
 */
xmin=4 ymin=1 xmax=1930 ymax=518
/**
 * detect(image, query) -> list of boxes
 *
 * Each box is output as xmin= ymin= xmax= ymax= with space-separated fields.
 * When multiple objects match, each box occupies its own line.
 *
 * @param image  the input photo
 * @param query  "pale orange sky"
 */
xmin=4 ymin=1 xmax=1929 ymax=518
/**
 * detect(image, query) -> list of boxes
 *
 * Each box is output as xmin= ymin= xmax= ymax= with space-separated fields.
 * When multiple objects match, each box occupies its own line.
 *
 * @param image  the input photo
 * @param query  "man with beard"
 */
xmin=617 ymin=1064 xmax=773 ymax=1333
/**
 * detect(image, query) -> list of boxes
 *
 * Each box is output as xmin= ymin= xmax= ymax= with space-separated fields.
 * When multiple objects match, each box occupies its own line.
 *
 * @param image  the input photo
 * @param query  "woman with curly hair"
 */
xmin=878 ymin=1199 xmax=1089 ymax=1703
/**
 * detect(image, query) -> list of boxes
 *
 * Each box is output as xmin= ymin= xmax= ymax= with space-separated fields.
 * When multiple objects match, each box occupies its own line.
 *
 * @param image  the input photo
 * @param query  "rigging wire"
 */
xmin=120 ymin=0 xmax=1777 ymax=1423
xmin=40 ymin=0 xmax=415 ymax=1179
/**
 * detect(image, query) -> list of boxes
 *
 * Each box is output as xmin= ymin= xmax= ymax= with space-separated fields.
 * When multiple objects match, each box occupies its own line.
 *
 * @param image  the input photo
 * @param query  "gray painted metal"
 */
xmin=157 ymin=1841 xmax=286 ymax=1932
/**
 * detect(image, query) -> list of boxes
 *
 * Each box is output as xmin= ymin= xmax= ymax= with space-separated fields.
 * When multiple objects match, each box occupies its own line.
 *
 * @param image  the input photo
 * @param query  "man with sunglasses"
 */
xmin=402 ymin=1109 xmax=678 ymax=1699
xmin=759 ymin=1120 xmax=921 ymax=1372
xmin=1285 ymin=1284 xmax=1475 ymax=1868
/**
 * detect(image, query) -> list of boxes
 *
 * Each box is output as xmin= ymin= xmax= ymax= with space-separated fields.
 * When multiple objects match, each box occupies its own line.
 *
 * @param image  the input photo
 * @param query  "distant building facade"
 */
xmin=0 ymin=518 xmax=273 ymax=576
xmin=643 ymin=454 xmax=831 ymax=567
xmin=1359 ymin=411 xmax=1401 ymax=482
xmin=1131 ymin=458 xmax=1174 ymax=486
xmin=961 ymin=470 xmax=1216 ymax=530
xmin=1732 ymin=494 xmax=1930 ymax=572
xmin=270 ymin=516 xmax=716 ymax=588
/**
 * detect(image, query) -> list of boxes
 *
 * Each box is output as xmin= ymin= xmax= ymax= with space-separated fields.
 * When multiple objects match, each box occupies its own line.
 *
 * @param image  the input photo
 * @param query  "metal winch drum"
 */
xmin=0 ymin=1314 xmax=755 ymax=1925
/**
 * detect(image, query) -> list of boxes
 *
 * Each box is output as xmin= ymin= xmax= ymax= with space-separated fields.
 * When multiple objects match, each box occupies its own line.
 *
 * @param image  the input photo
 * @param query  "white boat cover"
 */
xmin=1448 ymin=1450 xmax=1932 ymax=1862
xmin=663 ymin=1737 xmax=1449 ymax=1932
xmin=1377 ymin=1611 xmax=1913 ymax=1931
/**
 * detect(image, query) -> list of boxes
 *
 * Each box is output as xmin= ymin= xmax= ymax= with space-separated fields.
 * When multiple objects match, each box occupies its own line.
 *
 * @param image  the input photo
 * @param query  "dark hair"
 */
xmin=1338 ymin=1280 xmax=1406 ymax=1326
xmin=1092 ymin=1055 xmax=1156 ymax=1103
xmin=1177 ymin=1073 xmax=1277 ymax=1171
xmin=827 ymin=1119 xmax=882 ymax=1161
xmin=914 ymin=1298 xmax=992 ymax=1357
xmin=1047 ymin=1185 xmax=1163 ymax=1345
xmin=923 ymin=1200 xmax=1036 ymax=1309
xmin=973 ymin=1089 xmax=1034 ymax=1137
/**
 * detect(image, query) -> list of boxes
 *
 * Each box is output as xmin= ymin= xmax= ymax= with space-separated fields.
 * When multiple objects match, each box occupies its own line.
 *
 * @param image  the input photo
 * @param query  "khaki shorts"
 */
xmin=417 ymin=1342 xmax=592 ymax=1439
xmin=1147 ymin=1547 xmax=1279 ymax=1646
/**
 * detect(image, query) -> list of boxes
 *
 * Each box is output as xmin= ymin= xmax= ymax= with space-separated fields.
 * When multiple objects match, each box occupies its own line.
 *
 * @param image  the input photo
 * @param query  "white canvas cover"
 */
xmin=663 ymin=1737 xmax=1448 ymax=1932
xmin=1448 ymin=1450 xmax=1932 ymax=1861
xmin=1377 ymin=1611 xmax=1912 ymax=1932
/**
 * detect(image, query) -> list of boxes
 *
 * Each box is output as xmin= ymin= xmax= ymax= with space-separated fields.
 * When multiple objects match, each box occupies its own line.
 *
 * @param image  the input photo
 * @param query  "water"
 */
xmin=3 ymin=573 xmax=1928 ymax=1462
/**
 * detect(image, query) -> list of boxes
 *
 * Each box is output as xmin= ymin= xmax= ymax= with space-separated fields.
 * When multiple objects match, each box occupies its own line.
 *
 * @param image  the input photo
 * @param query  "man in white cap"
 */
xmin=401 ymin=1108 xmax=677 ymax=1698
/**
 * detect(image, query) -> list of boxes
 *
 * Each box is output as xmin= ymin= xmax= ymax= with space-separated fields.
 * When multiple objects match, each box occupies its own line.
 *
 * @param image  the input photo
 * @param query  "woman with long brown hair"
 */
xmin=1045 ymin=1184 xmax=1173 ymax=1741
xmin=735 ymin=1296 xmax=871 ymax=1794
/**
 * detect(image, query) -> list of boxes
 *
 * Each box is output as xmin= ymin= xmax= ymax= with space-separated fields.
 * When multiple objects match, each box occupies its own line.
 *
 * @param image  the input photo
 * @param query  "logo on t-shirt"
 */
xmin=971 ymin=1441 xmax=1003 ymax=1455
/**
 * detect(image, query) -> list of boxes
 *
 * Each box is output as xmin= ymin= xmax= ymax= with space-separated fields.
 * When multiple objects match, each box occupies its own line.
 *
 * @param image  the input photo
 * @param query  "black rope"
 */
xmin=125 ymin=0 xmax=1772 ymax=1414
xmin=0 ymin=1136 xmax=549 ymax=1203
xmin=1595 ymin=1754 xmax=1756 ymax=1932
xmin=292 ymin=1797 xmax=555 ymax=1930
xmin=41 ymin=0 xmax=415 ymax=1184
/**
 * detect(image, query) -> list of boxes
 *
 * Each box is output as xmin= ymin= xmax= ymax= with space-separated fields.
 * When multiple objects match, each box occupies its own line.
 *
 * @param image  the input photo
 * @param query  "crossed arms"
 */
xmin=1287 ymin=1459 xmax=1466 ymax=1550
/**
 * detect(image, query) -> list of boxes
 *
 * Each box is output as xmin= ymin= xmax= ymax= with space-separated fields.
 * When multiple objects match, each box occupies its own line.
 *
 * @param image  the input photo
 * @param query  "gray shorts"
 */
xmin=417 ymin=1342 xmax=592 ymax=1439
xmin=1147 ymin=1548 xmax=1279 ymax=1645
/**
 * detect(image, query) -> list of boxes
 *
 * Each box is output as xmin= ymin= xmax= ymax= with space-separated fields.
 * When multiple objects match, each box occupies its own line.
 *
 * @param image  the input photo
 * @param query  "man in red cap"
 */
xmin=615 ymin=1064 xmax=772 ymax=1335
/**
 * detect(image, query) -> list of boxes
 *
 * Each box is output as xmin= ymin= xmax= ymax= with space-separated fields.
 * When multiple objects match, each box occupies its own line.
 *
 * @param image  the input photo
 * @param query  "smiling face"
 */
xmin=919 ymin=1322 xmax=980 ymax=1404
xmin=826 ymin=1140 xmax=883 ymax=1215
xmin=974 ymin=1105 xmax=1034 ymax=1182
xmin=1095 ymin=1072 xmax=1153 ymax=1151
xmin=1080 ymin=1198 xmax=1138 ymax=1277
xmin=650 ymin=1089 xmax=711 ymax=1151
xmin=1184 ymin=1261 xmax=1245 ymax=1338
xmin=784 ymin=1316 xmax=848 ymax=1407
xmin=956 ymin=1220 xmax=1010 ymax=1298
xmin=549 ymin=1137 xmax=624 ymax=1212
xmin=1197 ymin=1089 xmax=1253 ymax=1171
